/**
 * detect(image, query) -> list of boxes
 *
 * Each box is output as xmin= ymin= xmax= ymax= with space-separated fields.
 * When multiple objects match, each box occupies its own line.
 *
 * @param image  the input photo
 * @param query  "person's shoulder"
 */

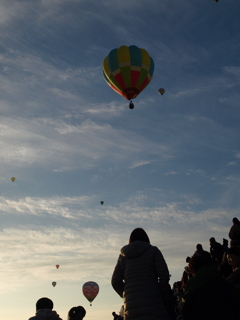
xmin=28 ymin=316 xmax=37 ymax=320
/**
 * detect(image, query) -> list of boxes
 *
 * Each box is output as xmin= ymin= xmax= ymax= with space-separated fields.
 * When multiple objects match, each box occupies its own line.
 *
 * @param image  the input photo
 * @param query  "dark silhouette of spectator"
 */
xmin=209 ymin=237 xmax=223 ymax=265
xmin=28 ymin=297 xmax=62 ymax=320
xmin=227 ymin=246 xmax=240 ymax=300
xmin=186 ymin=256 xmax=191 ymax=263
xmin=193 ymin=244 xmax=209 ymax=257
xmin=111 ymin=228 xmax=170 ymax=320
xmin=180 ymin=252 xmax=240 ymax=320
xmin=68 ymin=306 xmax=86 ymax=320
xmin=229 ymin=217 xmax=240 ymax=247
xmin=194 ymin=244 xmax=203 ymax=254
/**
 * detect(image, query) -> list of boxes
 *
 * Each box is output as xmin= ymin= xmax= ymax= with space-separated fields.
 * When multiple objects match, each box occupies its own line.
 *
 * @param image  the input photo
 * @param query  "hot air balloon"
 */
xmin=100 ymin=201 xmax=104 ymax=205
xmin=56 ymin=265 xmax=60 ymax=269
xmin=82 ymin=281 xmax=99 ymax=306
xmin=11 ymin=177 xmax=16 ymax=182
xmin=103 ymin=45 xmax=154 ymax=109
xmin=52 ymin=282 xmax=57 ymax=287
xmin=158 ymin=88 xmax=165 ymax=95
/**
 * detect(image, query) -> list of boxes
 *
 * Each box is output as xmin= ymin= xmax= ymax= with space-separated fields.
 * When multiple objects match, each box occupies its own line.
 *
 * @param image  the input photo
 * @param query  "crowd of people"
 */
xmin=111 ymin=218 xmax=240 ymax=320
xmin=28 ymin=297 xmax=86 ymax=320
xmin=29 ymin=217 xmax=240 ymax=320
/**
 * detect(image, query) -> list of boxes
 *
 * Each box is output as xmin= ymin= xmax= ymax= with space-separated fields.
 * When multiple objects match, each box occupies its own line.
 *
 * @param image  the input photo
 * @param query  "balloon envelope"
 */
xmin=100 ymin=201 xmax=104 ymax=205
xmin=52 ymin=282 xmax=57 ymax=287
xmin=158 ymin=88 xmax=165 ymax=95
xmin=11 ymin=177 xmax=16 ymax=182
xmin=56 ymin=265 xmax=60 ymax=269
xmin=103 ymin=45 xmax=154 ymax=101
xmin=82 ymin=281 xmax=99 ymax=305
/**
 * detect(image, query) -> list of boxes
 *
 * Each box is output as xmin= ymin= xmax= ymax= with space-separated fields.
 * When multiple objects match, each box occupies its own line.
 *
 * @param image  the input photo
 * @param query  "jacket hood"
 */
xmin=120 ymin=240 xmax=150 ymax=259
xmin=31 ymin=309 xmax=62 ymax=320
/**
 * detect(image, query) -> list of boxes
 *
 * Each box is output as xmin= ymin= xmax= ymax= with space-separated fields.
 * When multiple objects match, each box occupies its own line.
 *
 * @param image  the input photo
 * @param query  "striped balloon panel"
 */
xmin=102 ymin=45 xmax=154 ymax=100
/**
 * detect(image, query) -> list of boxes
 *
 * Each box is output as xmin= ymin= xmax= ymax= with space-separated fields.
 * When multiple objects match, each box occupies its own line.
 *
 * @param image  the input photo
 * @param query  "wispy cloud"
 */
xmin=0 ymin=117 xmax=173 ymax=172
xmin=129 ymin=160 xmax=154 ymax=169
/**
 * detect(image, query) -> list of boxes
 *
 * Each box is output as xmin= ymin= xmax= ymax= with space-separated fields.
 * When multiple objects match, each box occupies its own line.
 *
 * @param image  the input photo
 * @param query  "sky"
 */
xmin=0 ymin=0 xmax=240 ymax=319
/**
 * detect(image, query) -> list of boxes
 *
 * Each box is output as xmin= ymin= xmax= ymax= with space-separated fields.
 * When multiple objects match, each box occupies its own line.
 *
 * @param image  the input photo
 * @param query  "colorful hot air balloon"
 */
xmin=158 ymin=88 xmax=165 ymax=95
xmin=82 ymin=281 xmax=99 ymax=306
xmin=103 ymin=45 xmax=154 ymax=109
xmin=56 ymin=265 xmax=60 ymax=269
xmin=100 ymin=201 xmax=104 ymax=205
xmin=52 ymin=281 xmax=57 ymax=287
xmin=11 ymin=177 xmax=16 ymax=182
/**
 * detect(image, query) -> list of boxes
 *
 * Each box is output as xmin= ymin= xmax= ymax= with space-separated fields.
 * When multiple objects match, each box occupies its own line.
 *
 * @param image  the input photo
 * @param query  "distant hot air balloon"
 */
xmin=212 ymin=0 xmax=219 ymax=2
xmin=102 ymin=45 xmax=154 ymax=109
xmin=11 ymin=177 xmax=16 ymax=182
xmin=100 ymin=201 xmax=104 ymax=205
xmin=82 ymin=281 xmax=99 ymax=306
xmin=158 ymin=88 xmax=165 ymax=95
xmin=52 ymin=282 xmax=57 ymax=287
xmin=56 ymin=265 xmax=60 ymax=269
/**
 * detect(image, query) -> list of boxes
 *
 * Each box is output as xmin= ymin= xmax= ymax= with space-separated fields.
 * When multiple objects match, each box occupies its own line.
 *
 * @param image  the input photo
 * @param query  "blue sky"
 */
xmin=0 ymin=0 xmax=240 ymax=319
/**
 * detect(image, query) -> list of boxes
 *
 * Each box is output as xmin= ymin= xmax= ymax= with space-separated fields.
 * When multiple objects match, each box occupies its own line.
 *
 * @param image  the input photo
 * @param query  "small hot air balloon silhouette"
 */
xmin=56 ymin=265 xmax=60 ymax=269
xmin=158 ymin=88 xmax=165 ymax=95
xmin=82 ymin=281 xmax=99 ymax=306
xmin=52 ymin=281 xmax=57 ymax=287
xmin=11 ymin=177 xmax=16 ymax=182
xmin=103 ymin=45 xmax=154 ymax=109
xmin=100 ymin=201 xmax=104 ymax=205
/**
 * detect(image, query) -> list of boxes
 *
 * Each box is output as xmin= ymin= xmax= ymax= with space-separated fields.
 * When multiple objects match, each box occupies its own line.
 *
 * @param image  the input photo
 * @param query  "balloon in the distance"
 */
xmin=100 ymin=201 xmax=104 ymax=205
xmin=11 ymin=177 xmax=16 ymax=182
xmin=52 ymin=282 xmax=57 ymax=287
xmin=158 ymin=88 xmax=165 ymax=95
xmin=102 ymin=45 xmax=154 ymax=108
xmin=82 ymin=281 xmax=99 ymax=306
xmin=56 ymin=265 xmax=60 ymax=269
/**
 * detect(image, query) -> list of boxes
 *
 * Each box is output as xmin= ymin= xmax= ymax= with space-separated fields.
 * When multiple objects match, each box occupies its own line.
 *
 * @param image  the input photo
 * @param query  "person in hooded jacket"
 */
xmin=111 ymin=228 xmax=170 ymax=320
xmin=28 ymin=297 xmax=63 ymax=320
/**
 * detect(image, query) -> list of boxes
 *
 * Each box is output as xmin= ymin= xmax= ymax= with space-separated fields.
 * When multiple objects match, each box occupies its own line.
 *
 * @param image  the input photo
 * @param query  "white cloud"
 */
xmin=129 ymin=160 xmax=154 ymax=169
xmin=0 ymin=117 xmax=173 ymax=172
xmin=164 ymin=171 xmax=177 ymax=176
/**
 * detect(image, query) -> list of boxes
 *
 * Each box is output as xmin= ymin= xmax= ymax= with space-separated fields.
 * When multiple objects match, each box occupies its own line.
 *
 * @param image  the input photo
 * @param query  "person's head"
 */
xmin=129 ymin=228 xmax=150 ymax=244
xmin=209 ymin=237 xmax=216 ymax=245
xmin=68 ymin=306 xmax=86 ymax=320
xmin=223 ymin=238 xmax=228 ymax=246
xmin=188 ymin=251 xmax=213 ymax=275
xmin=233 ymin=217 xmax=240 ymax=224
xmin=227 ymin=246 xmax=240 ymax=270
xmin=186 ymin=256 xmax=191 ymax=263
xmin=36 ymin=297 xmax=53 ymax=311
xmin=196 ymin=244 xmax=203 ymax=251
